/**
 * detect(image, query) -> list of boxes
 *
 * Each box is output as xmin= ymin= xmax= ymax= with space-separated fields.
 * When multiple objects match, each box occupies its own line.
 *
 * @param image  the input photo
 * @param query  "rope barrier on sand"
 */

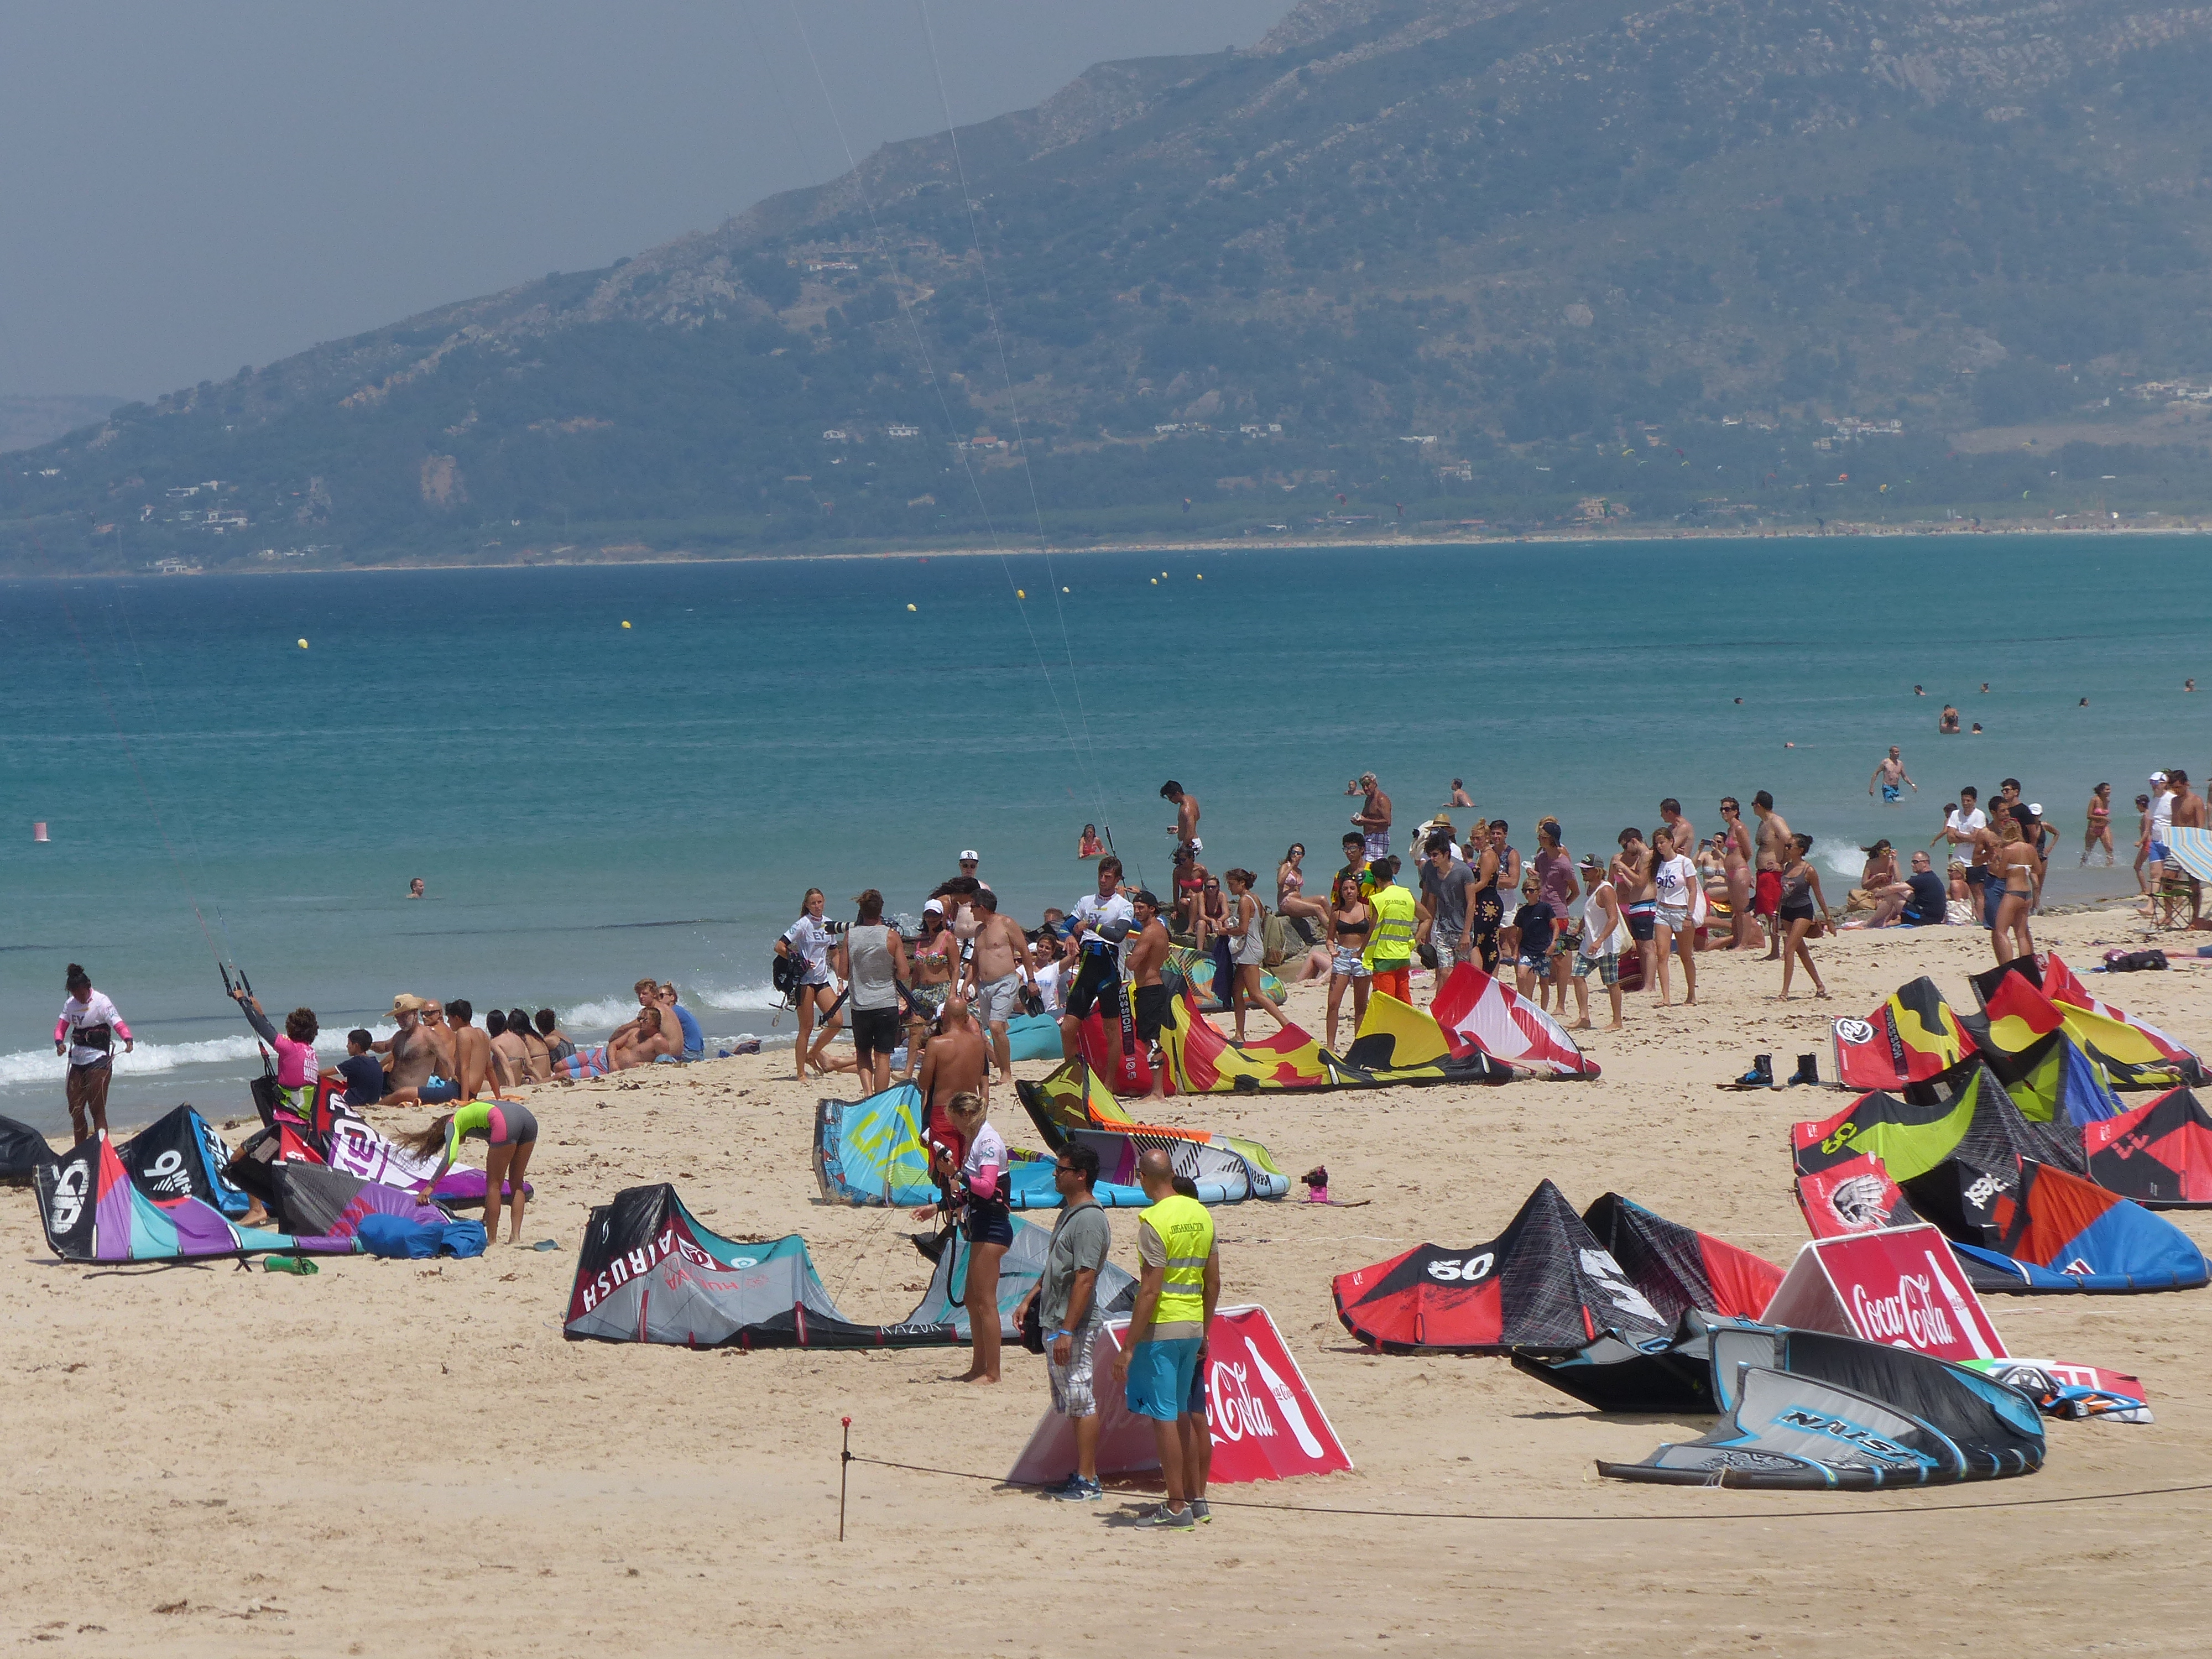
xmin=838 ymin=1451 xmax=2212 ymax=1525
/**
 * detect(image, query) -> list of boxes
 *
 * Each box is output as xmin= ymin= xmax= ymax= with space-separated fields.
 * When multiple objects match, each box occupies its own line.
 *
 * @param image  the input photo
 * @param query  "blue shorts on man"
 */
xmin=1125 ymin=1337 xmax=1203 ymax=1422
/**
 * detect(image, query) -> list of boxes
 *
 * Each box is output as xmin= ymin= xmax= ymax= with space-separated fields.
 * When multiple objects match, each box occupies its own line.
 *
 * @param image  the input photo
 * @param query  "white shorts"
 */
xmin=1047 ymin=1321 xmax=1101 ymax=1418
xmin=1655 ymin=902 xmax=1691 ymax=932
xmin=975 ymin=973 xmax=1024 ymax=1026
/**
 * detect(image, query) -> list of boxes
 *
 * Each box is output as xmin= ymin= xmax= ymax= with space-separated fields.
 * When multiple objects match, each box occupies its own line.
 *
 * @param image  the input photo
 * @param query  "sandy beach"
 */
xmin=8 ymin=905 xmax=2212 ymax=1656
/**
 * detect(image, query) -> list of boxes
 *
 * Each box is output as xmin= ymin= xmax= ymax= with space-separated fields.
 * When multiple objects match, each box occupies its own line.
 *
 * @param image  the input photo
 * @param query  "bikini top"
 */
xmin=1334 ymin=910 xmax=1371 ymax=936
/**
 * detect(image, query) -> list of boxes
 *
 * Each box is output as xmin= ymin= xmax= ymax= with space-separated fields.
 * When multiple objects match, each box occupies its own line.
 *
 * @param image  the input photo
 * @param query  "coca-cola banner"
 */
xmin=1007 ymin=1305 xmax=1353 ymax=1488
xmin=1761 ymin=1224 xmax=2007 ymax=1363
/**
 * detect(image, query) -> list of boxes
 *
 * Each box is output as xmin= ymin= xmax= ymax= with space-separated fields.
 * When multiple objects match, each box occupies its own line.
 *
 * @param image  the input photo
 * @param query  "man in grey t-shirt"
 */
xmin=1417 ymin=830 xmax=1478 ymax=995
xmin=1015 ymin=1141 xmax=1113 ymax=1502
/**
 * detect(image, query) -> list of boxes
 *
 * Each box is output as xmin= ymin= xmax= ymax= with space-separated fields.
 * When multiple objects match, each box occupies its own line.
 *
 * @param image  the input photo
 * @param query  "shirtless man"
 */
xmin=609 ymin=978 xmax=660 ymax=1045
xmin=2168 ymin=770 xmax=2206 ymax=926
xmin=1869 ymin=747 xmax=1917 ymax=805
xmin=1353 ymin=773 xmax=1392 ymax=863
xmin=609 ymin=1005 xmax=679 ymax=1071
xmin=1719 ymin=797 xmax=1757 ymax=950
xmin=1611 ymin=828 xmax=1656 ymax=989
xmin=1124 ymin=889 xmax=1173 ymax=1102
xmin=963 ymin=887 xmax=1037 ymax=1085
xmin=919 ymin=995 xmax=992 ymax=1132
xmin=1448 ymin=779 xmax=1474 ymax=808
xmin=443 ymin=1000 xmax=519 ymax=1102
xmin=1751 ymin=791 xmax=1793 ymax=960
xmin=1658 ymin=798 xmax=1696 ymax=867
xmin=374 ymin=994 xmax=450 ymax=1104
xmin=1161 ymin=781 xmax=1202 ymax=855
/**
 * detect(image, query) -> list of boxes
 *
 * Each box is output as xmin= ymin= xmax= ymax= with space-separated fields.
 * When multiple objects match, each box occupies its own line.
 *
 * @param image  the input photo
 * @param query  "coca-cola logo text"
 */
xmin=1849 ymin=1272 xmax=1956 ymax=1350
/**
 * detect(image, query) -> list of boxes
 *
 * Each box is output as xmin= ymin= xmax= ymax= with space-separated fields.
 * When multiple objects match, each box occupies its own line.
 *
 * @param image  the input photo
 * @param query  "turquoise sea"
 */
xmin=1 ymin=534 xmax=2200 ymax=1134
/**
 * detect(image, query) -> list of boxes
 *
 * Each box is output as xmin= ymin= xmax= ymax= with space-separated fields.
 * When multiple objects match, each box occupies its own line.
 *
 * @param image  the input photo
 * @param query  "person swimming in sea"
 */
xmin=1940 ymin=705 xmax=1961 ymax=734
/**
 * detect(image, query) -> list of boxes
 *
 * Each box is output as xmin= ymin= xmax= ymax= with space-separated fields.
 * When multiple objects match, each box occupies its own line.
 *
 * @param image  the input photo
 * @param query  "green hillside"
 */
xmin=11 ymin=0 xmax=2212 ymax=571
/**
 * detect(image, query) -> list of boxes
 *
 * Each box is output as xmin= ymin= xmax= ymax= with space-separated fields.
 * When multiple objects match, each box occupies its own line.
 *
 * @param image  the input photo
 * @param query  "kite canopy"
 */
xmin=565 ymin=1184 xmax=957 ymax=1348
xmin=1016 ymin=1060 xmax=1288 ymax=1204
xmin=1432 ymin=964 xmax=1598 ymax=1078
xmin=2037 ymin=951 xmax=2205 ymax=1088
xmin=1156 ymin=990 xmax=1332 ymax=1092
xmin=1959 ymin=971 xmax=2125 ymax=1124
xmin=1796 ymin=1152 xmax=1924 ymax=1240
xmin=1600 ymin=1325 xmax=2044 ymax=1489
xmin=1793 ymin=1063 xmax=2085 ymax=1184
xmin=1830 ymin=977 xmax=1978 ymax=1095
xmin=1515 ymin=1310 xmax=1767 ymax=1415
xmin=35 ymin=1133 xmax=311 ymax=1263
xmin=115 ymin=1104 xmax=251 ymax=1218
xmin=1900 ymin=1156 xmax=2210 ymax=1293
xmin=2085 ymin=1088 xmax=2212 ymax=1207
xmin=265 ymin=1163 xmax=453 ymax=1250
xmin=1579 ymin=1193 xmax=1783 ymax=1323
xmin=815 ymin=1084 xmax=935 ymax=1208
xmin=0 ymin=1113 xmax=53 ymax=1181
xmin=900 ymin=1217 xmax=1136 ymax=1340
xmin=1332 ymin=1179 xmax=1671 ymax=1355
xmin=1328 ymin=992 xmax=1518 ymax=1087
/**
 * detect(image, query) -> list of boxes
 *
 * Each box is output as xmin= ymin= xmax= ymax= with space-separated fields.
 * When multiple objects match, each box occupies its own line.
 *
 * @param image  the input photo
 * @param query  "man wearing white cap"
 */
xmin=2148 ymin=771 xmax=2174 ymax=906
xmin=957 ymin=850 xmax=992 ymax=893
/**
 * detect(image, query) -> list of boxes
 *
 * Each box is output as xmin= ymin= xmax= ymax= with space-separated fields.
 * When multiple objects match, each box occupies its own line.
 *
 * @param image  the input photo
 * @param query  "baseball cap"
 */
xmin=2152 ymin=771 xmax=2169 ymax=783
xmin=391 ymin=993 xmax=427 ymax=1013
xmin=959 ymin=849 xmax=979 ymax=862
xmin=1577 ymin=854 xmax=1603 ymax=870
xmin=924 ymin=898 xmax=945 ymax=915
xmin=2027 ymin=802 xmax=2043 ymax=816
xmin=1130 ymin=888 xmax=1160 ymax=908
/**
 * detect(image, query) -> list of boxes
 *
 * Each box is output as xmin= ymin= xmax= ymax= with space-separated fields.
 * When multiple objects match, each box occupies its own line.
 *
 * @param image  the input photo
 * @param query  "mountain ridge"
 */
xmin=10 ymin=0 xmax=2212 ymax=570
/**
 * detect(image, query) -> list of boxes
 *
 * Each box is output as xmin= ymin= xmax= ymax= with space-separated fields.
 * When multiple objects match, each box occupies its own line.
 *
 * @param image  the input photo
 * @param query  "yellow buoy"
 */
xmin=621 ymin=620 xmax=632 ymax=629
xmin=296 ymin=638 xmax=309 ymax=649
xmin=907 ymin=603 xmax=917 ymax=612
xmin=1195 ymin=573 xmax=1203 ymax=580
xmin=1061 ymin=586 xmax=1069 ymax=593
xmin=1160 ymin=571 xmax=1168 ymax=577
xmin=1016 ymin=588 xmax=1026 ymax=598
xmin=1150 ymin=578 xmax=1158 ymax=585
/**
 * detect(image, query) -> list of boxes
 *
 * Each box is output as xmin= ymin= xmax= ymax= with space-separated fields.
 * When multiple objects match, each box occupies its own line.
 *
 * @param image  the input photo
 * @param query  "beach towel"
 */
xmin=559 ymin=1044 xmax=613 ymax=1079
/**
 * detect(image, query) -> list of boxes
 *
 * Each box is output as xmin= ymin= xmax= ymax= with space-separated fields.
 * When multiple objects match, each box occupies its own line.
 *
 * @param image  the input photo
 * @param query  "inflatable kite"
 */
xmin=2085 ymin=1088 xmax=2212 ymax=1207
xmin=1579 ymin=1193 xmax=1783 ymax=1323
xmin=1326 ymin=992 xmax=1519 ymax=1088
xmin=1332 ymin=1180 xmax=1672 ymax=1355
xmin=564 ymin=1183 xmax=1135 ymax=1348
xmin=1599 ymin=1324 xmax=2044 ymax=1489
xmin=1980 ymin=953 xmax=2203 ymax=1089
xmin=0 ymin=1114 xmax=49 ymax=1181
xmin=1959 ymin=969 xmax=2125 ymax=1124
xmin=1792 ymin=1062 xmax=2085 ymax=1184
xmin=1901 ymin=1156 xmax=2210 ymax=1293
xmin=36 ymin=1132 xmax=304 ymax=1263
xmin=1154 ymin=990 xmax=1332 ymax=1093
xmin=1016 ymin=1061 xmax=1288 ymax=1203
xmin=815 ymin=1081 xmax=1155 ymax=1208
xmin=1830 ymin=977 xmax=1978 ymax=1095
xmin=1431 ymin=963 xmax=1598 ymax=1078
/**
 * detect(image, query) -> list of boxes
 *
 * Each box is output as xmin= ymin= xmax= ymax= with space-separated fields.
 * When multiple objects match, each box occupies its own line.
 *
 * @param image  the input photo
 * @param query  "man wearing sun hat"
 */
xmin=372 ymin=994 xmax=444 ymax=1099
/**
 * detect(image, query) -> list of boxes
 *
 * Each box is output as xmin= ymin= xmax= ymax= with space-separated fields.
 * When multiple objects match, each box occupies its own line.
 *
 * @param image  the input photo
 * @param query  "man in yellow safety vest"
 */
xmin=1112 ymin=1147 xmax=1220 ymax=1530
xmin=1363 ymin=855 xmax=1418 ymax=1005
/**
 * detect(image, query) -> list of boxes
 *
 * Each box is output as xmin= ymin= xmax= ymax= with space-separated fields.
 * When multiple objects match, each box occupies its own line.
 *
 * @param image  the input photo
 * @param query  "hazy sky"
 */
xmin=0 ymin=1 xmax=1296 ymax=401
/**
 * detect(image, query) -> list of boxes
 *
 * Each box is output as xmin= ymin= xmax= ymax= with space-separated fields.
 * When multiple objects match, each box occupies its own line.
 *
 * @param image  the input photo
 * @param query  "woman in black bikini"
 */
xmin=1325 ymin=873 xmax=1374 ymax=1051
xmin=1775 ymin=833 xmax=1833 ymax=1001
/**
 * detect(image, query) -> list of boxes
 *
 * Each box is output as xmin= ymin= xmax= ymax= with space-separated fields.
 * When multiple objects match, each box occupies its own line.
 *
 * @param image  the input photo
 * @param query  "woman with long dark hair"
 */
xmin=1218 ymin=869 xmax=1289 ymax=1042
xmin=1775 ymin=833 xmax=1833 ymax=1000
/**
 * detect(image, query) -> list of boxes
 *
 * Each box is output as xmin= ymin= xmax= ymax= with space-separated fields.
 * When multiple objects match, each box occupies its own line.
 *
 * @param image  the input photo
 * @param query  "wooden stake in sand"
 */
xmin=839 ymin=1417 xmax=852 ymax=1541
